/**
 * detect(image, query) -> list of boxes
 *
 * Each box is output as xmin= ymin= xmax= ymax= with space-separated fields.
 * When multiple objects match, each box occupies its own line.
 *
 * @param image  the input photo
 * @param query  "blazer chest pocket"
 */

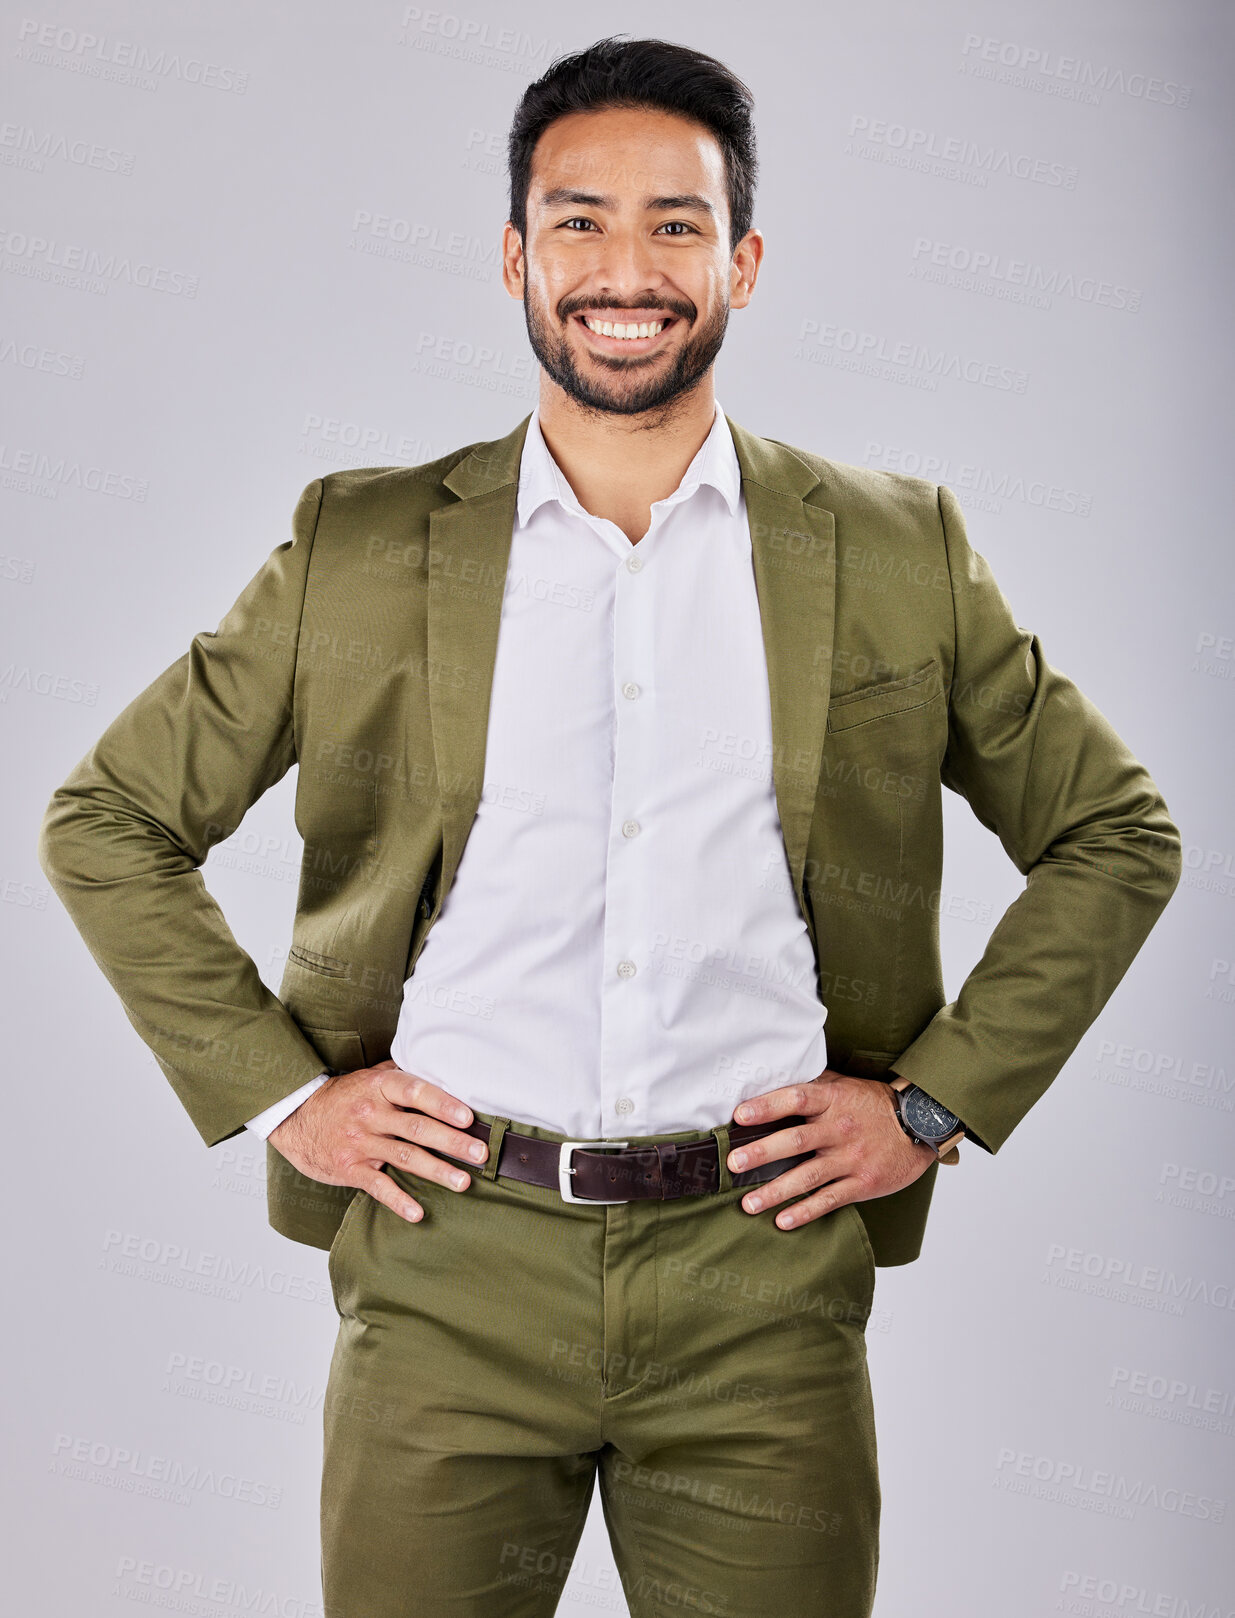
xmin=288 ymin=944 xmax=348 ymax=977
xmin=817 ymin=658 xmax=946 ymax=827
xmin=827 ymin=658 xmax=943 ymax=734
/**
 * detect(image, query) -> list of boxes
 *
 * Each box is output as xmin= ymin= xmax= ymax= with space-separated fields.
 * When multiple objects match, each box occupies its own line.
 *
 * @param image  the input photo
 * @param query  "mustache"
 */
xmin=559 ymin=298 xmax=695 ymax=322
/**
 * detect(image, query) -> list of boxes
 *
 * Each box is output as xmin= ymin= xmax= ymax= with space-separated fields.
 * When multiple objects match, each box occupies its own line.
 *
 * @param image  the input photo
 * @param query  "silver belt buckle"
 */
xmin=558 ymin=1139 xmax=630 ymax=1204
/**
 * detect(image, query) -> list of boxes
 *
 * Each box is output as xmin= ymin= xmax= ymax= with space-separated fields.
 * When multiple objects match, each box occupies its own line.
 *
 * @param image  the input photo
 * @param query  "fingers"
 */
xmin=344 ymin=1128 xmax=482 ymax=1221
xmin=355 ymin=1161 xmax=425 ymax=1224
xmin=727 ymin=1072 xmax=872 ymax=1210
xmin=732 ymin=1077 xmax=830 ymax=1128
xmin=378 ymin=1069 xmax=489 ymax=1175
xmin=379 ymin=1137 xmax=486 ymax=1198
xmin=272 ymin=1065 xmax=490 ymax=1213
xmin=734 ymin=1149 xmax=848 ymax=1225
xmin=762 ymin=1176 xmax=867 ymax=1229
xmin=727 ymin=1068 xmax=937 ymax=1226
xmin=728 ymin=1114 xmax=825 ymax=1178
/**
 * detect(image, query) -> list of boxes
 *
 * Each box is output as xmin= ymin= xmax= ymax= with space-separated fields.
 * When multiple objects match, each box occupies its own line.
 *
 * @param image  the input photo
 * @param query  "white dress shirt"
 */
xmin=245 ymin=399 xmax=827 ymax=1141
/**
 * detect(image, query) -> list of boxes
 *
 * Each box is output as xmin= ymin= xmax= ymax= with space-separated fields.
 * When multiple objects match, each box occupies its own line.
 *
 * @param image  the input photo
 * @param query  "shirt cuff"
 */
xmin=243 ymin=1073 xmax=330 ymax=1141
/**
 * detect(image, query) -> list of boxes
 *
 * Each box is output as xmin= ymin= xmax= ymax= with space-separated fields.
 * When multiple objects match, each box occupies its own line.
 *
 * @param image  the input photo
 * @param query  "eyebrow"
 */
xmin=537 ymin=187 xmax=716 ymax=217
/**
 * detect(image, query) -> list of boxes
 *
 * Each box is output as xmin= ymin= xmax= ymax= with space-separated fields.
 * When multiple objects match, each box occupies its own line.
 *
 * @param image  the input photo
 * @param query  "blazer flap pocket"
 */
xmin=827 ymin=659 xmax=942 ymax=733
xmin=299 ymin=1025 xmax=366 ymax=1076
xmin=844 ymin=1048 xmax=901 ymax=1077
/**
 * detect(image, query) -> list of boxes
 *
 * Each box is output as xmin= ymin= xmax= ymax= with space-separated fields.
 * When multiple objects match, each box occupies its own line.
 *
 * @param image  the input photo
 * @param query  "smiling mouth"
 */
xmin=572 ymin=313 xmax=680 ymax=351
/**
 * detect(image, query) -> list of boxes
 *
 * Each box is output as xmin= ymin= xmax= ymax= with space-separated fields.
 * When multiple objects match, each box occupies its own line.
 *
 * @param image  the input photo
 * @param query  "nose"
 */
xmin=585 ymin=224 xmax=669 ymax=305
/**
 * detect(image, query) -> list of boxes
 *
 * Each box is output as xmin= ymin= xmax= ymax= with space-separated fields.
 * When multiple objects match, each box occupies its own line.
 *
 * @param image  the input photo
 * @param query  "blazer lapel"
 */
xmin=725 ymin=416 xmax=837 ymax=910
xmin=427 ymin=414 xmax=532 ymax=901
xmin=423 ymin=410 xmax=836 ymax=922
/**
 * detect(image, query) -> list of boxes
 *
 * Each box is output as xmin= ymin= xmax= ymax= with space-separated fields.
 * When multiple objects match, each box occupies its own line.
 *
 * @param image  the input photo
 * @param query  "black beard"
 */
xmin=522 ymin=285 xmax=729 ymax=418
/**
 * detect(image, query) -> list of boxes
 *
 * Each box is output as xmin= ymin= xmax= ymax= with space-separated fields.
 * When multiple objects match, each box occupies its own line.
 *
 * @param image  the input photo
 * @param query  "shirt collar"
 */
xmin=516 ymin=398 xmax=742 ymax=528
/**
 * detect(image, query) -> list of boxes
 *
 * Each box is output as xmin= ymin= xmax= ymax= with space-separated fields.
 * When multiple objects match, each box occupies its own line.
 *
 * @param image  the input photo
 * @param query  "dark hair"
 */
xmin=507 ymin=35 xmax=758 ymax=253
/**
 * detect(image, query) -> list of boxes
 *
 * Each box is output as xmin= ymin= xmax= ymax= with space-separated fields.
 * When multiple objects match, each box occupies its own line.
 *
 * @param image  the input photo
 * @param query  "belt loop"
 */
xmin=710 ymin=1124 xmax=733 ymax=1193
xmin=478 ymin=1116 xmax=509 ymax=1181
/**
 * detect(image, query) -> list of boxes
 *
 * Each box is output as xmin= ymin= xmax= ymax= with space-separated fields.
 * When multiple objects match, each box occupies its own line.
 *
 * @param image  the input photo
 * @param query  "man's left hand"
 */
xmin=726 ymin=1068 xmax=937 ymax=1229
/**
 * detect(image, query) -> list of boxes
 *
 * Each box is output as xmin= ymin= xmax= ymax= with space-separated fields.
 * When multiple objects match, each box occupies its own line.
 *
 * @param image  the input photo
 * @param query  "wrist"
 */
xmin=245 ymin=1071 xmax=331 ymax=1142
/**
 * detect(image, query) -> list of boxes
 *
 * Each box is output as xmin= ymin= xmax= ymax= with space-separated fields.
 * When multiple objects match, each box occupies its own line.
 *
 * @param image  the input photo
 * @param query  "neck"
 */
xmin=535 ymin=376 xmax=718 ymax=545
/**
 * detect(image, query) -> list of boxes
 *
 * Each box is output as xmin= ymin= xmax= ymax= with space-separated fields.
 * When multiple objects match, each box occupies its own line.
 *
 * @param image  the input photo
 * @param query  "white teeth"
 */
xmin=583 ymin=317 xmax=665 ymax=339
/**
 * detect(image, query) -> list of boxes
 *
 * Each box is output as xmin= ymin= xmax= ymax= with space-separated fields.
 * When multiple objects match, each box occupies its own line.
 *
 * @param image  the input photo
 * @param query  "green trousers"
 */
xmin=322 ymin=1109 xmax=880 ymax=1617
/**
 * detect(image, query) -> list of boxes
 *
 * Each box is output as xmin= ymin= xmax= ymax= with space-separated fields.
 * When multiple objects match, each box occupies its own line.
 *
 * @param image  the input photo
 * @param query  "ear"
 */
xmin=730 ymin=228 xmax=764 ymax=311
xmin=501 ymin=222 xmax=526 ymax=300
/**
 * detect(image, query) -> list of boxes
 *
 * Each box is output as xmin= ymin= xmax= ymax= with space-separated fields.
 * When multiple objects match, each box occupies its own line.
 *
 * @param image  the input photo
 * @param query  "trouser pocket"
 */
xmin=327 ymin=1187 xmax=368 ymax=1315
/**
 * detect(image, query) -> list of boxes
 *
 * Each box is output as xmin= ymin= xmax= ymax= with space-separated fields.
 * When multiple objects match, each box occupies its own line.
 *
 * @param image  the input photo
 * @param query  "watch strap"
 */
xmin=935 ymin=1132 xmax=963 ymax=1166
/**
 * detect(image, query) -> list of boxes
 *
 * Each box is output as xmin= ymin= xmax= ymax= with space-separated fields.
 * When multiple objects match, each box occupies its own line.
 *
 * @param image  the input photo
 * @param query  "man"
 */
xmin=39 ymin=34 xmax=1181 ymax=1618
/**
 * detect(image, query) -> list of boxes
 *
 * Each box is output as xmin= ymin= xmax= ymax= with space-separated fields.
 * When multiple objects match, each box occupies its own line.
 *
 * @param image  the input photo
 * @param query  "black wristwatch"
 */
xmin=888 ymin=1074 xmax=965 ymax=1164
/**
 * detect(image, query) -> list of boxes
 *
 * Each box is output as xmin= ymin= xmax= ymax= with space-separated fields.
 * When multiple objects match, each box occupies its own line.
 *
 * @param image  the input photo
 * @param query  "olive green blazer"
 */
xmin=37 ymin=414 xmax=1181 ymax=1265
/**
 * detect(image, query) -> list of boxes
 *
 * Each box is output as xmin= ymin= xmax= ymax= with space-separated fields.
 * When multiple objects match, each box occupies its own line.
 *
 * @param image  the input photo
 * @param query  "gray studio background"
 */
xmin=2 ymin=1 xmax=1231 ymax=1613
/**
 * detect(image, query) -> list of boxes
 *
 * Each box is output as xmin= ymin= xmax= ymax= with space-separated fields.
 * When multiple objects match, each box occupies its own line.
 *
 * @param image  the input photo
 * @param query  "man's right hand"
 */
xmin=268 ymin=1059 xmax=488 ymax=1223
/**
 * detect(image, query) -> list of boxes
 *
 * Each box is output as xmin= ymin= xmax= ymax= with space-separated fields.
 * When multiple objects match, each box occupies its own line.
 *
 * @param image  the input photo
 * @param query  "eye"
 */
xmin=655 ymin=221 xmax=694 ymax=235
xmin=559 ymin=217 xmax=598 ymax=231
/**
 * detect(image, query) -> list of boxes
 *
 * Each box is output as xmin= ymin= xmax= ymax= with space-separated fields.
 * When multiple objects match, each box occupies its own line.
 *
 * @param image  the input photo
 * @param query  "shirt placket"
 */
xmin=595 ymin=521 xmax=666 ymax=1137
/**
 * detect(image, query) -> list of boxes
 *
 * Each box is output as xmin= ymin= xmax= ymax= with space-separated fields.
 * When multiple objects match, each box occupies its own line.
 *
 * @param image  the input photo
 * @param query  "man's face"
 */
xmin=504 ymin=106 xmax=760 ymax=417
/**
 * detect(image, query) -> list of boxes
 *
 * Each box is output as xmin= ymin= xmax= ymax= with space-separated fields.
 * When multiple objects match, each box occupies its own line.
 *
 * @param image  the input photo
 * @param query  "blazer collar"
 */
xmin=440 ymin=409 xmax=826 ymax=502
xmin=425 ymin=411 xmax=836 ymax=936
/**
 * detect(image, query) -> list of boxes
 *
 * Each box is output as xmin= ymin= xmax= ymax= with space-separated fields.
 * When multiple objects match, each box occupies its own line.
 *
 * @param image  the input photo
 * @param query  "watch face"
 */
xmin=902 ymin=1086 xmax=960 ymax=1141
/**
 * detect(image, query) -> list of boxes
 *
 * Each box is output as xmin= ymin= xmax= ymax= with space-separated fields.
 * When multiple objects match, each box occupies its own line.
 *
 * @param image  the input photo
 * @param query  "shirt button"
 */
xmin=622 ymin=682 xmax=641 ymax=700
xmin=615 ymin=1097 xmax=635 ymax=1116
xmin=626 ymin=554 xmax=643 ymax=572
xmin=622 ymin=819 xmax=641 ymax=838
xmin=617 ymin=959 xmax=637 ymax=979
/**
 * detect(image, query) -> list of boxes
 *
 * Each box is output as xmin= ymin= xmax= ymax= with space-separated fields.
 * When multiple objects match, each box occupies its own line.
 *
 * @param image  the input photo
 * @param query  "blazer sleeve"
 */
xmin=888 ymin=482 xmax=1182 ymax=1153
xmin=37 ymin=477 xmax=333 ymax=1147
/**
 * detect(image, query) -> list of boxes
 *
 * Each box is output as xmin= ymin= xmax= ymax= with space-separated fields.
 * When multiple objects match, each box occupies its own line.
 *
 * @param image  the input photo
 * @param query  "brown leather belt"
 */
xmin=451 ymin=1115 xmax=814 ymax=1203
